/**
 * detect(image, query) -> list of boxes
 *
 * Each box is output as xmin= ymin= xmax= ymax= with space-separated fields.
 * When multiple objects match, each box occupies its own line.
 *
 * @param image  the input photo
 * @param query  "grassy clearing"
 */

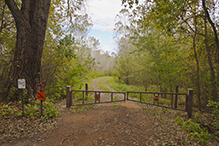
xmin=97 ymin=82 xmax=111 ymax=91
xmin=71 ymin=77 xmax=101 ymax=105
xmin=104 ymin=76 xmax=145 ymax=92
xmin=103 ymin=76 xmax=186 ymax=109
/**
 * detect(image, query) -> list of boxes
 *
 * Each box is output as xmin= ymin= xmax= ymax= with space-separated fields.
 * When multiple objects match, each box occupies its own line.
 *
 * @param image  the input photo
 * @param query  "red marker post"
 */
xmin=37 ymin=82 xmax=46 ymax=117
xmin=154 ymin=94 xmax=159 ymax=105
xmin=119 ymin=77 xmax=121 ymax=85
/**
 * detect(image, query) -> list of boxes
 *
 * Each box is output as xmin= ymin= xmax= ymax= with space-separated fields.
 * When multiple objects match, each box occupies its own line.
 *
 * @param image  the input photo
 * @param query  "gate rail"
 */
xmin=127 ymin=92 xmax=187 ymax=111
xmin=66 ymin=86 xmax=126 ymax=107
xmin=66 ymin=86 xmax=193 ymax=118
xmin=127 ymin=89 xmax=193 ymax=118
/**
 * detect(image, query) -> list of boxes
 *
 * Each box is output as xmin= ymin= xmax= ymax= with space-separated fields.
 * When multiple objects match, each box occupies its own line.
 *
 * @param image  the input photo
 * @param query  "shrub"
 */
xmin=174 ymin=117 xmax=214 ymax=145
xmin=207 ymin=100 xmax=219 ymax=130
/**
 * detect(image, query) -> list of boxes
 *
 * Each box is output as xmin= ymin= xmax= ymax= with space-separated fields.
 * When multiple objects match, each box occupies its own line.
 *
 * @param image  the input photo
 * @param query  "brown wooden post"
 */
xmin=85 ymin=83 xmax=88 ymax=100
xmin=171 ymin=94 xmax=173 ymax=108
xmin=111 ymin=93 xmax=113 ymax=102
xmin=70 ymin=91 xmax=72 ymax=106
xmin=127 ymin=92 xmax=129 ymax=100
xmin=140 ymin=93 xmax=142 ymax=102
xmin=82 ymin=91 xmax=84 ymax=105
xmin=174 ymin=85 xmax=178 ymax=108
xmin=95 ymin=92 xmax=96 ymax=103
xmin=66 ymin=86 xmax=71 ymax=108
xmin=124 ymin=93 xmax=126 ymax=101
xmin=187 ymin=89 xmax=193 ymax=118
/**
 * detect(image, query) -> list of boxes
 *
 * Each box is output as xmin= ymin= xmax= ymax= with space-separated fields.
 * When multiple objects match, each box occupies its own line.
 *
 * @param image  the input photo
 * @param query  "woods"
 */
xmin=115 ymin=0 xmax=219 ymax=110
xmin=0 ymin=0 xmax=219 ymax=145
xmin=0 ymin=0 xmax=107 ymax=102
xmin=0 ymin=0 xmax=218 ymax=111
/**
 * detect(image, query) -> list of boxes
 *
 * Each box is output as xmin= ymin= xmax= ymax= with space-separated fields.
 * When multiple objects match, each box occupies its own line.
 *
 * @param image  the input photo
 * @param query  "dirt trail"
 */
xmin=0 ymin=78 xmax=187 ymax=145
xmin=88 ymin=77 xmax=124 ymax=102
xmin=36 ymin=78 xmax=160 ymax=146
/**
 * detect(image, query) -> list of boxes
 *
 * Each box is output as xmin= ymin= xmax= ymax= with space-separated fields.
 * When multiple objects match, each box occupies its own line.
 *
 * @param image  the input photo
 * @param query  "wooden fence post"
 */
xmin=70 ymin=90 xmax=72 ymax=107
xmin=66 ymin=86 xmax=71 ymax=108
xmin=111 ymin=93 xmax=113 ymax=102
xmin=174 ymin=85 xmax=178 ymax=108
xmin=187 ymin=88 xmax=193 ymax=118
xmin=83 ymin=91 xmax=84 ymax=105
xmin=124 ymin=93 xmax=126 ymax=101
xmin=85 ymin=83 xmax=88 ymax=100
xmin=171 ymin=94 xmax=173 ymax=108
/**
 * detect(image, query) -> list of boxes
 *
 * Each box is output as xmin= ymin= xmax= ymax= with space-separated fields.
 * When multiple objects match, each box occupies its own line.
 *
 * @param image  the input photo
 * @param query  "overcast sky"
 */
xmin=86 ymin=0 xmax=125 ymax=54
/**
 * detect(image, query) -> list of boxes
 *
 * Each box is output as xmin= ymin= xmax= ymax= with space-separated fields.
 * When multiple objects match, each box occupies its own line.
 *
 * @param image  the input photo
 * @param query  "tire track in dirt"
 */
xmin=89 ymin=77 xmax=124 ymax=102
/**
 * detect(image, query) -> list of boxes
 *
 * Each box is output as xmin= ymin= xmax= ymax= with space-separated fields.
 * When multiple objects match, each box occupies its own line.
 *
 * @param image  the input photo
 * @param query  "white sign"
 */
xmin=18 ymin=79 xmax=26 ymax=89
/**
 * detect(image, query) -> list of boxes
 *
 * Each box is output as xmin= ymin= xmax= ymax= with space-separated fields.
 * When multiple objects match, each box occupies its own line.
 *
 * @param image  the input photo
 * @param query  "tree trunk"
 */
xmin=202 ymin=0 xmax=219 ymax=55
xmin=5 ymin=0 xmax=51 ymax=101
xmin=204 ymin=16 xmax=218 ymax=102
xmin=193 ymin=15 xmax=201 ymax=110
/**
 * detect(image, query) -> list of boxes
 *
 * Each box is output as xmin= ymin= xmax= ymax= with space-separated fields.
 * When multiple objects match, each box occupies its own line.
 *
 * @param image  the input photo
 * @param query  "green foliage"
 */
xmin=42 ymin=34 xmax=92 ymax=101
xmin=207 ymin=100 xmax=219 ymax=130
xmin=42 ymin=100 xmax=60 ymax=120
xmin=0 ymin=99 xmax=59 ymax=120
xmin=25 ymin=104 xmax=39 ymax=118
xmin=0 ymin=104 xmax=18 ymax=119
xmin=105 ymin=76 xmax=145 ymax=92
xmin=194 ymin=113 xmax=201 ymax=123
xmin=114 ymin=0 xmax=219 ymax=111
xmin=174 ymin=117 xmax=214 ymax=145
xmin=0 ymin=1 xmax=16 ymax=96
xmin=97 ymin=81 xmax=110 ymax=91
xmin=9 ymin=87 xmax=18 ymax=98
xmin=174 ymin=116 xmax=184 ymax=125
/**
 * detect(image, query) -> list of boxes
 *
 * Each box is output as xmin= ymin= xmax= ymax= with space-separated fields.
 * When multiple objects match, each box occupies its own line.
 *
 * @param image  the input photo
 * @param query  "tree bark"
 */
xmin=0 ymin=3 xmax=6 ymax=34
xmin=204 ymin=16 xmax=218 ymax=102
xmin=5 ymin=0 xmax=51 ymax=101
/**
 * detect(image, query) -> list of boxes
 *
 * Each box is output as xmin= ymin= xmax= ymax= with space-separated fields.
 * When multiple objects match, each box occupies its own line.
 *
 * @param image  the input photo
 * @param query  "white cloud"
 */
xmin=86 ymin=0 xmax=144 ymax=53
xmin=101 ymin=45 xmax=115 ymax=53
xmin=86 ymin=0 xmax=123 ymax=33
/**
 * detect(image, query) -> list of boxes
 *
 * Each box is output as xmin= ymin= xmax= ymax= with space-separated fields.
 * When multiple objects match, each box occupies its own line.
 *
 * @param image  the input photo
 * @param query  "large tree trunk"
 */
xmin=5 ymin=0 xmax=51 ymax=101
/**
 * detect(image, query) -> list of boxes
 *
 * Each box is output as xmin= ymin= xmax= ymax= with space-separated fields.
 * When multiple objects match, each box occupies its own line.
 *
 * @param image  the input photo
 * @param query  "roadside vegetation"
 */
xmin=102 ymin=76 xmax=219 ymax=145
xmin=1 ymin=0 xmax=219 ymax=145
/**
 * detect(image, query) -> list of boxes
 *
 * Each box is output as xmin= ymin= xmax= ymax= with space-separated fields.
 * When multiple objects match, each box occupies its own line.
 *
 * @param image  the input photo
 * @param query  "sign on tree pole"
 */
xmin=18 ymin=79 xmax=26 ymax=116
xmin=18 ymin=79 xmax=26 ymax=89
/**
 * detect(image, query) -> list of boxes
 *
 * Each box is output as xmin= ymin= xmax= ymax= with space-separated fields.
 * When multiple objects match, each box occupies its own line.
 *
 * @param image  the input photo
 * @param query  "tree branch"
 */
xmin=5 ymin=0 xmax=30 ymax=32
xmin=0 ymin=3 xmax=6 ymax=34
